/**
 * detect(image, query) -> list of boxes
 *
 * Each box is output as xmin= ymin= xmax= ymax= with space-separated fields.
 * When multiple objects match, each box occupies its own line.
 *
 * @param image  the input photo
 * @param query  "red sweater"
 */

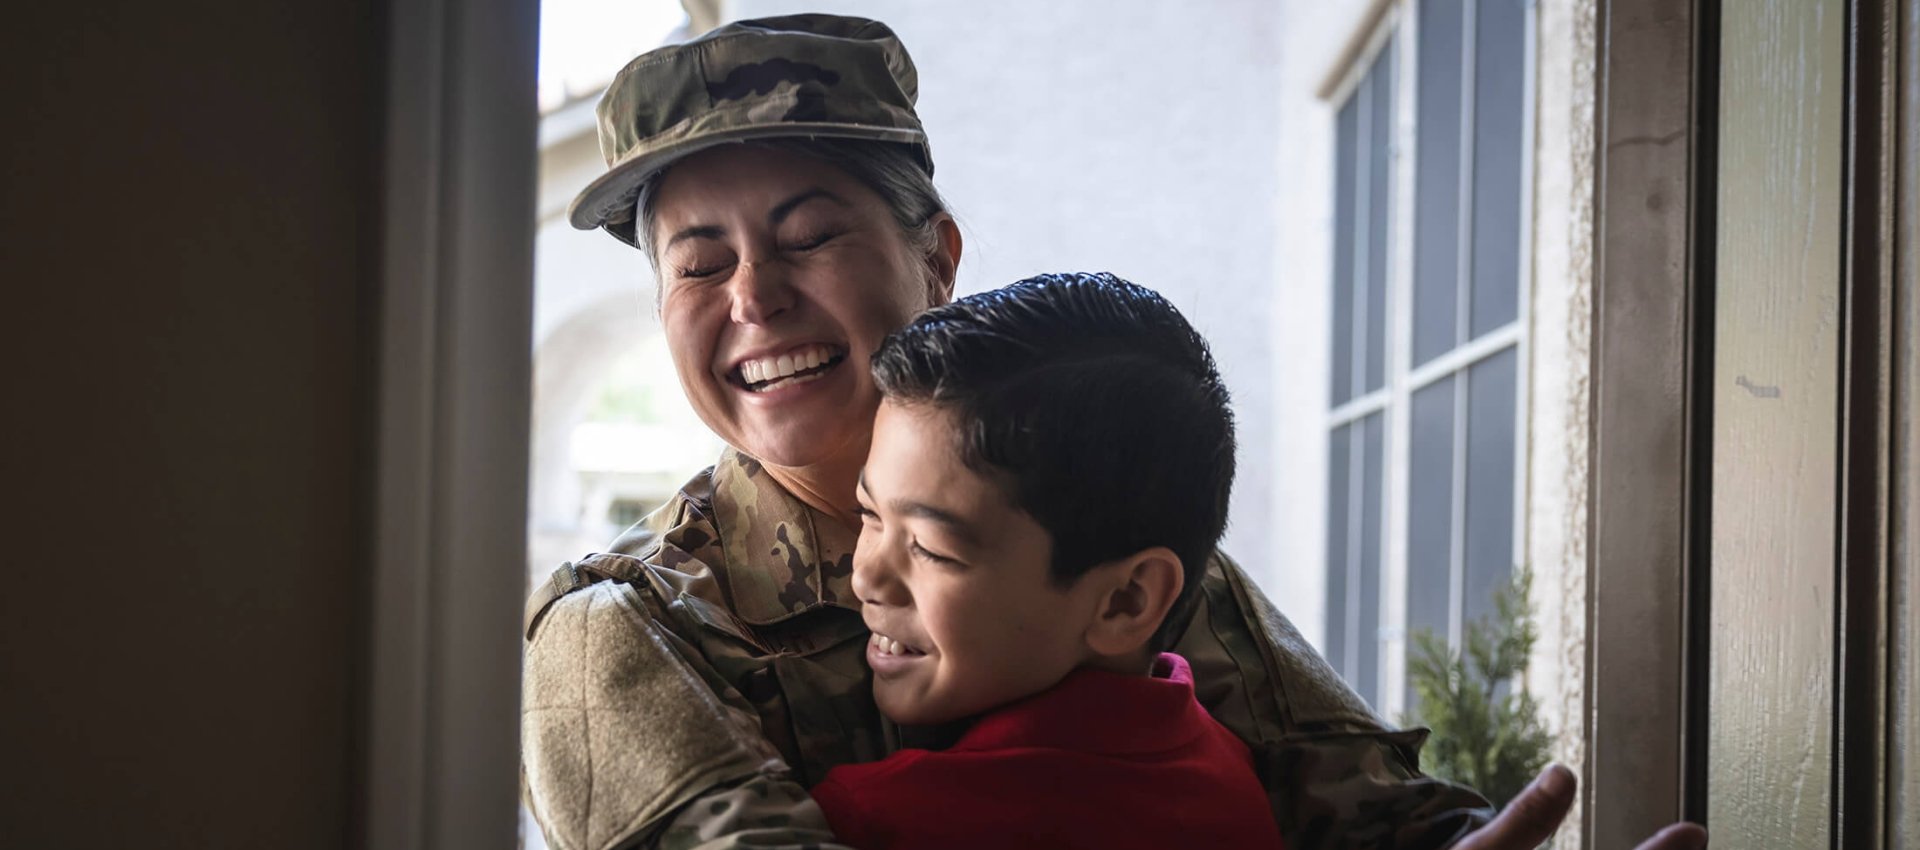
xmin=811 ymin=653 xmax=1284 ymax=850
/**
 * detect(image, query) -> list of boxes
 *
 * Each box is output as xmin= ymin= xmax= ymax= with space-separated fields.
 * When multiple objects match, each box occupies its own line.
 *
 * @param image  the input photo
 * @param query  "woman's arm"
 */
xmin=523 ymin=577 xmax=858 ymax=850
xmin=1175 ymin=551 xmax=1497 ymax=850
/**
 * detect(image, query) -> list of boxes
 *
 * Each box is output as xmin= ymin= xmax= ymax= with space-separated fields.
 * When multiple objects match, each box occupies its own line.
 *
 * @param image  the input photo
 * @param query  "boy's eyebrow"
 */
xmin=858 ymin=469 xmax=983 ymax=547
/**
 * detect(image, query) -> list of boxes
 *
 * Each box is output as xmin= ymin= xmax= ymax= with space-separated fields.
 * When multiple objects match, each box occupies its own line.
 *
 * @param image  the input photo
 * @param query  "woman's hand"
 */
xmin=1450 ymin=765 xmax=1708 ymax=850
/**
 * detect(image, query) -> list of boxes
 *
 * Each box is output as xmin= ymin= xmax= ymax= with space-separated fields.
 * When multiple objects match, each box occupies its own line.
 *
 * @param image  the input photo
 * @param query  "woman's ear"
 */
xmin=1083 ymin=547 xmax=1185 ymax=658
xmin=923 ymin=213 xmax=962 ymax=307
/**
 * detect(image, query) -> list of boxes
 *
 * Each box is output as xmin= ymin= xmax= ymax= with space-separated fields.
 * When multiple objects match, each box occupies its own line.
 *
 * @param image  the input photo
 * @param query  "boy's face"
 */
xmin=851 ymin=400 xmax=1110 ymax=726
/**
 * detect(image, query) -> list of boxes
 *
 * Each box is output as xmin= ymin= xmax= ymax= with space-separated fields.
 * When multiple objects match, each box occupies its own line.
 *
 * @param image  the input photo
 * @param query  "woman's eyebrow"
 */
xmin=664 ymin=224 xmax=724 ymax=250
xmin=768 ymin=188 xmax=849 ymax=226
xmin=663 ymin=189 xmax=847 ymax=250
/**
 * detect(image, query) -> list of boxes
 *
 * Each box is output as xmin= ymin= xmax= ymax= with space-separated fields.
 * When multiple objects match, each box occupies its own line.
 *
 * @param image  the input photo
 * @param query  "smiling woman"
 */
xmin=519 ymin=14 xmax=1497 ymax=850
xmin=643 ymin=143 xmax=959 ymax=524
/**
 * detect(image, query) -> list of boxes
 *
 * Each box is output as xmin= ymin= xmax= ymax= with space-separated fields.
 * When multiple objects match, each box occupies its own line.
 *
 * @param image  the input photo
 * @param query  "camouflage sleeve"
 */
xmin=1175 ymin=551 xmax=1495 ymax=849
xmin=522 ymin=579 xmax=858 ymax=850
xmin=651 ymin=775 xmax=855 ymax=850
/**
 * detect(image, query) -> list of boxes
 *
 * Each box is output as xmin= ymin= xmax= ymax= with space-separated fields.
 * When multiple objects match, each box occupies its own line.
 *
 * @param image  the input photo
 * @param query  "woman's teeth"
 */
xmin=738 ymin=344 xmax=842 ymax=391
xmin=869 ymin=632 xmax=922 ymax=657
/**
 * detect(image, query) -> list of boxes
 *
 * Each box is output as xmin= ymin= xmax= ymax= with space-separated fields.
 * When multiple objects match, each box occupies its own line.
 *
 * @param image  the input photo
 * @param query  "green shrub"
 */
xmin=1402 ymin=566 xmax=1553 ymax=808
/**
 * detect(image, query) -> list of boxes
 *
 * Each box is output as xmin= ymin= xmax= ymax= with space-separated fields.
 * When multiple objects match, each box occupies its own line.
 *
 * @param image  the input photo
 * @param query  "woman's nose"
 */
xmin=727 ymin=259 xmax=795 ymax=325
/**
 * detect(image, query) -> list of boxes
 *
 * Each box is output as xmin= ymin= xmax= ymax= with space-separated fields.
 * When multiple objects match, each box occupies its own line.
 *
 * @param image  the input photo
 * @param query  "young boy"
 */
xmin=810 ymin=272 xmax=1284 ymax=849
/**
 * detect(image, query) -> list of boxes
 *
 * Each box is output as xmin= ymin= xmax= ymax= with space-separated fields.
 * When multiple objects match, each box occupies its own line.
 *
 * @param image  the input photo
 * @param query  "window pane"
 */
xmin=1364 ymin=47 xmax=1394 ymax=394
xmin=1325 ymin=425 xmax=1353 ymax=672
xmin=1332 ymin=97 xmax=1359 ymax=406
xmin=1469 ymin=0 xmax=1526 ymax=338
xmin=1358 ymin=412 xmax=1385 ymax=708
xmin=1406 ymin=375 xmax=1455 ymax=660
xmin=1463 ymin=346 xmax=1518 ymax=626
xmin=1413 ymin=0 xmax=1464 ymax=366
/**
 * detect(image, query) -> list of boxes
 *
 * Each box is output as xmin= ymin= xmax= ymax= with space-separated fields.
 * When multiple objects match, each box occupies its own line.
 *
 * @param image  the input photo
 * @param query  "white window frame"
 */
xmin=1320 ymin=0 xmax=1537 ymax=720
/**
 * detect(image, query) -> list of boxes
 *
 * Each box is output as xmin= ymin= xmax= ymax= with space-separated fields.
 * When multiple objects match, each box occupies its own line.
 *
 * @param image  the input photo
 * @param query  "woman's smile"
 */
xmin=728 ymin=342 xmax=848 ymax=391
xmin=725 ymin=341 xmax=852 ymax=404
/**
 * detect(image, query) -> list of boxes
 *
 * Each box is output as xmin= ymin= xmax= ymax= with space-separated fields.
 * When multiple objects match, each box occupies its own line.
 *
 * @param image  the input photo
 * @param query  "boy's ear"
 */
xmin=1083 ymin=546 xmax=1185 ymax=658
xmin=922 ymin=213 xmax=962 ymax=307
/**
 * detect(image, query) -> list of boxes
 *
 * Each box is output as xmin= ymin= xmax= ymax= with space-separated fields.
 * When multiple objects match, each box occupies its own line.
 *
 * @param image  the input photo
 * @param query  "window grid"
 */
xmin=1324 ymin=0 xmax=1534 ymax=720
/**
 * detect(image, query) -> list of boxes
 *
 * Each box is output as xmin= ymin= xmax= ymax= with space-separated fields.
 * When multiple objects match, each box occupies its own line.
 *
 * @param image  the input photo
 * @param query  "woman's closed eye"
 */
xmin=780 ymin=230 xmax=839 ymax=253
xmin=673 ymin=259 xmax=733 ymax=279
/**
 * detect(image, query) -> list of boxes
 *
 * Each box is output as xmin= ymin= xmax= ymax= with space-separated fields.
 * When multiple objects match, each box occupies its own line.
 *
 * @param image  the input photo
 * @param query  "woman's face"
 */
xmin=649 ymin=146 xmax=949 ymax=469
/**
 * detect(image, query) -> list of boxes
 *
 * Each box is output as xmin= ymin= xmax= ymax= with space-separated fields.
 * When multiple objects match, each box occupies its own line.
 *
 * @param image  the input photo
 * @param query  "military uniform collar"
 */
xmin=709 ymin=448 xmax=861 ymax=625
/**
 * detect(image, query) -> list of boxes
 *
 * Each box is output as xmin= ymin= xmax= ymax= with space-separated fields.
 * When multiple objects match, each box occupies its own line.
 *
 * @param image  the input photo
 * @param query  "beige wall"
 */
xmin=2 ymin=0 xmax=379 ymax=845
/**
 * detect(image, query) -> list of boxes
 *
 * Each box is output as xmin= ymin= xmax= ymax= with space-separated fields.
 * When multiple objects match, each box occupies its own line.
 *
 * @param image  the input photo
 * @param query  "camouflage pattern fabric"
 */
xmin=523 ymin=449 xmax=1494 ymax=849
xmin=568 ymin=14 xmax=933 ymax=248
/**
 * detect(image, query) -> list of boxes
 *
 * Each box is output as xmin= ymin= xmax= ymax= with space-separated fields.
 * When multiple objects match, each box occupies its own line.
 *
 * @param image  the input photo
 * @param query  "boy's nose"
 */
xmin=851 ymin=550 xmax=911 ymax=608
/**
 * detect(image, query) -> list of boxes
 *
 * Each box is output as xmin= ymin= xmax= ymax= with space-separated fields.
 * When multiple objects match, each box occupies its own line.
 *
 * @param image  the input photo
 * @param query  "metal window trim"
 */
xmin=1585 ymin=0 xmax=1703 ymax=844
xmin=1383 ymin=13 xmax=1421 ymax=716
xmin=1410 ymin=323 xmax=1525 ymax=394
xmin=1324 ymin=2 xmax=1407 ymax=106
xmin=1511 ymin=0 xmax=1540 ymax=636
xmin=1356 ymin=65 xmax=1375 ymax=409
xmin=1891 ymin=0 xmax=1920 ymax=843
xmin=1331 ymin=387 xmax=1393 ymax=428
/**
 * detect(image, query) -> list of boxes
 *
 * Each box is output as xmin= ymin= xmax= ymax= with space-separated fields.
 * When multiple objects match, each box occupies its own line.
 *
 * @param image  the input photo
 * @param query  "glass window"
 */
xmin=1462 ymin=347 xmax=1517 ymax=625
xmin=1468 ymin=0 xmax=1526 ymax=338
xmin=1412 ymin=0 xmax=1463 ymax=367
xmin=1324 ymin=0 xmax=1530 ymax=720
xmin=1333 ymin=99 xmax=1359 ymax=407
xmin=1365 ymin=48 xmax=1395 ymax=395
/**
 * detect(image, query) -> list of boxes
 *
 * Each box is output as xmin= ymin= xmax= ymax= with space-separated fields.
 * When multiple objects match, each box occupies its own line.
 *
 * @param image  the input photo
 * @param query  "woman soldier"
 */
xmin=520 ymin=14 xmax=1702 ymax=850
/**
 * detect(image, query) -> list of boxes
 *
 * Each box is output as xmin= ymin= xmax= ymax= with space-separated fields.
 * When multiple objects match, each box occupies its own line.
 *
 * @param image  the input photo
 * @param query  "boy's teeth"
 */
xmin=869 ymin=633 xmax=915 ymax=657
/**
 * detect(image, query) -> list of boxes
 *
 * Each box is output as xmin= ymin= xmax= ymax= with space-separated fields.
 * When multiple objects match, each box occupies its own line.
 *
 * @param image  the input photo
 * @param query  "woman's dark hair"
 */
xmin=869 ymin=272 xmax=1237 ymax=652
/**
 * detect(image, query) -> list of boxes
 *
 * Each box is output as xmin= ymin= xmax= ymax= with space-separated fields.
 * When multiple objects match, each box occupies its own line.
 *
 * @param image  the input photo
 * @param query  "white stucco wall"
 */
xmin=719 ymin=0 xmax=1305 ymax=624
xmin=1526 ymin=0 xmax=1598 ymax=844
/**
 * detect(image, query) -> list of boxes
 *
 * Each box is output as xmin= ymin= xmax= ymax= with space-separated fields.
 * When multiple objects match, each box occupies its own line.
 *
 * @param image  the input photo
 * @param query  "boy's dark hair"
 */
xmin=869 ymin=272 xmax=1236 ymax=653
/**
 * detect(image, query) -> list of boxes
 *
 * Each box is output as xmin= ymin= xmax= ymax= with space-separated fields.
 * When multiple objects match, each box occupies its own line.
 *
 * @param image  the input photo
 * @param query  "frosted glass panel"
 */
xmin=1413 ymin=0 xmax=1463 ymax=366
xmin=1324 ymin=425 xmax=1352 ymax=670
xmin=1463 ymin=348 xmax=1517 ymax=626
xmin=1468 ymin=0 xmax=1525 ymax=338
xmin=1332 ymin=98 xmax=1359 ymax=406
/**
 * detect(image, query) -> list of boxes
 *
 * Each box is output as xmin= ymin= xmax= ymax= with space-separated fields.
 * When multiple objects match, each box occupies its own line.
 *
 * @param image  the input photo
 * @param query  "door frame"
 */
xmin=1585 ymin=0 xmax=1710 ymax=844
xmin=361 ymin=0 xmax=539 ymax=846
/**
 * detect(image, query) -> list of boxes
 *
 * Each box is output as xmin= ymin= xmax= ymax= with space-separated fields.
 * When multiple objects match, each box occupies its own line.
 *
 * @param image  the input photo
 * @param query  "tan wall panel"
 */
xmin=1711 ymin=0 xmax=1847 ymax=845
xmin=1891 ymin=0 xmax=1920 ymax=841
xmin=0 ymin=0 xmax=378 ymax=845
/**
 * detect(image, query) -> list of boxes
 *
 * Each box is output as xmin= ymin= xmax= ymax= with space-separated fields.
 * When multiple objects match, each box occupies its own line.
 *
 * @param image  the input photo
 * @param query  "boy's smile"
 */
xmin=851 ymin=400 xmax=1113 ymax=726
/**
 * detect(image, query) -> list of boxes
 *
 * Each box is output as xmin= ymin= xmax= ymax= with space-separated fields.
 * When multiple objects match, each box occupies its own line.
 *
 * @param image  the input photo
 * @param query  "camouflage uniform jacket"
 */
xmin=522 ymin=450 xmax=1492 ymax=850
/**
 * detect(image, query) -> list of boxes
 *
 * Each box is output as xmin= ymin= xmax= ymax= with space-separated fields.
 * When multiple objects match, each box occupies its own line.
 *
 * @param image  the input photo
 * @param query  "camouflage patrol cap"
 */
xmin=568 ymin=14 xmax=935 ymax=247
